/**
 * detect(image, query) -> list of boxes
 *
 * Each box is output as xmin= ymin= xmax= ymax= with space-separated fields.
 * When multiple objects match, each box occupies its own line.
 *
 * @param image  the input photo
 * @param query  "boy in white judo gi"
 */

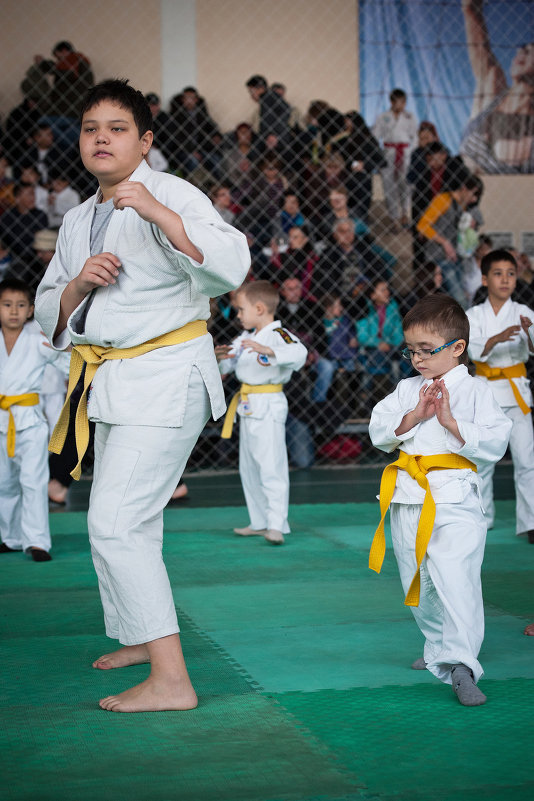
xmin=35 ymin=80 xmax=250 ymax=713
xmin=216 ymin=281 xmax=307 ymax=545
xmin=368 ymin=294 xmax=511 ymax=705
xmin=0 ymin=278 xmax=70 ymax=561
xmin=466 ymin=249 xmax=534 ymax=541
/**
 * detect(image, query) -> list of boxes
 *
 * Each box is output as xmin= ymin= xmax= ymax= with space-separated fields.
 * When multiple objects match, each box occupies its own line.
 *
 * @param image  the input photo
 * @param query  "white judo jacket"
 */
xmin=466 ymin=298 xmax=534 ymax=409
xmin=369 ymin=364 xmax=512 ymax=505
xmin=0 ymin=324 xmax=70 ymax=434
xmin=219 ymin=320 xmax=307 ymax=421
xmin=35 ymin=160 xmax=250 ymax=427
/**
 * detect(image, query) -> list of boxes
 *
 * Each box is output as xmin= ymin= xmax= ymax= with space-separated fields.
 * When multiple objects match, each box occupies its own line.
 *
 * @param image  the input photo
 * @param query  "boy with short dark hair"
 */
xmin=466 ymin=249 xmax=534 ymax=540
xmin=35 ymin=79 xmax=249 ymax=713
xmin=0 ymin=278 xmax=70 ymax=560
xmin=216 ymin=280 xmax=307 ymax=545
xmin=369 ymin=294 xmax=511 ymax=706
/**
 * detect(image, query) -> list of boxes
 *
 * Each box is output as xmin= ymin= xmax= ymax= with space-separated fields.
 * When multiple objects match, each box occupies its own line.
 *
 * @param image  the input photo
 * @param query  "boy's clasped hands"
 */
xmin=413 ymin=379 xmax=456 ymax=429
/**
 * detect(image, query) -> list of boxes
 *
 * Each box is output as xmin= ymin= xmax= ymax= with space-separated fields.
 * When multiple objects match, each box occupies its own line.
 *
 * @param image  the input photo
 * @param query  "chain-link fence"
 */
xmin=1 ymin=0 xmax=533 ymax=471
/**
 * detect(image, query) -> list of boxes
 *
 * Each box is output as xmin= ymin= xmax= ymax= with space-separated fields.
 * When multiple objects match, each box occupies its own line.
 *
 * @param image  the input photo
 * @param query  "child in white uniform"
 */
xmin=369 ymin=294 xmax=511 ymax=706
xmin=466 ymin=249 xmax=534 ymax=538
xmin=216 ymin=281 xmax=307 ymax=545
xmin=35 ymin=80 xmax=250 ymax=713
xmin=0 ymin=278 xmax=70 ymax=560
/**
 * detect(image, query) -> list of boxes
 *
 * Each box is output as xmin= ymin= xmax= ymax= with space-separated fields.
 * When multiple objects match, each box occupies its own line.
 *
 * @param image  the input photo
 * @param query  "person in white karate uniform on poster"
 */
xmin=369 ymin=294 xmax=511 ymax=706
xmin=35 ymin=80 xmax=250 ymax=713
xmin=466 ymin=249 xmax=534 ymax=539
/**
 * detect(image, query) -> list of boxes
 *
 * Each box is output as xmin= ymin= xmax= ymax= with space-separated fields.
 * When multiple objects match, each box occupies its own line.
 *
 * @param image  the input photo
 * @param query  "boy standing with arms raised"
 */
xmin=369 ymin=295 xmax=511 ymax=705
xmin=466 ymin=249 xmax=534 ymax=540
xmin=35 ymin=80 xmax=249 ymax=712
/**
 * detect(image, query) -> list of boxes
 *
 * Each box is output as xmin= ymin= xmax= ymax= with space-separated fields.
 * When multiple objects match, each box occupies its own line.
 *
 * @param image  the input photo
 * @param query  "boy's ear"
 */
xmin=453 ymin=339 xmax=466 ymax=358
xmin=481 ymin=274 xmax=488 ymax=287
xmin=141 ymin=130 xmax=153 ymax=154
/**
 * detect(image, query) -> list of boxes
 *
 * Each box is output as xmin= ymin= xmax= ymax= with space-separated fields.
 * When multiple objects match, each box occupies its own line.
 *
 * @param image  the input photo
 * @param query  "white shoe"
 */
xmin=265 ymin=529 xmax=285 ymax=545
xmin=233 ymin=526 xmax=267 ymax=536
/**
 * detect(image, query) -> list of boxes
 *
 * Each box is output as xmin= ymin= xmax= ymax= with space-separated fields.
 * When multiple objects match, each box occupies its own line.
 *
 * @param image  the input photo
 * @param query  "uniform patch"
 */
xmin=257 ymin=353 xmax=271 ymax=366
xmin=274 ymin=327 xmax=296 ymax=344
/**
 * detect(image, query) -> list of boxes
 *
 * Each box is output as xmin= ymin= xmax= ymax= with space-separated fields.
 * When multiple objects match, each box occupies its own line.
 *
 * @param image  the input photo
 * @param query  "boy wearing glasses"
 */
xmin=466 ymin=249 xmax=534 ymax=541
xmin=368 ymin=295 xmax=511 ymax=706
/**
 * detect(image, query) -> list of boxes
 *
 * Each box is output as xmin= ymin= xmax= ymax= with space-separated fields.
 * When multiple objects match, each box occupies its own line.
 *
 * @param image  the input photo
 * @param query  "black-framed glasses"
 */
xmin=400 ymin=338 xmax=459 ymax=362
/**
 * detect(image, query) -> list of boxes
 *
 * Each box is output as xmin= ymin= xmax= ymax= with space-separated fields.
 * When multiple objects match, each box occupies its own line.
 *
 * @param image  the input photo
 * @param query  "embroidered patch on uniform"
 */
xmin=274 ymin=327 xmax=296 ymax=344
xmin=257 ymin=353 xmax=270 ymax=366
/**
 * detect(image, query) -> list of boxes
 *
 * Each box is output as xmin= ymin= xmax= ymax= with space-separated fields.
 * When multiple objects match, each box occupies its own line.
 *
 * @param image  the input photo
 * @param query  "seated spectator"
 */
xmin=272 ymin=191 xmax=309 ymax=242
xmin=3 ymin=95 xmax=41 ymax=167
xmin=271 ymin=225 xmax=318 ymax=297
xmin=169 ymin=86 xmax=220 ymax=174
xmin=301 ymin=152 xmax=350 ymax=223
xmin=356 ymin=279 xmax=404 ymax=413
xmin=5 ymin=227 xmax=57 ymax=291
xmin=211 ymin=184 xmax=236 ymax=225
xmin=0 ymin=183 xmax=48 ymax=259
xmin=247 ymin=157 xmax=289 ymax=232
xmin=312 ymin=294 xmax=357 ymax=402
xmin=47 ymin=170 xmax=80 ymax=228
xmin=399 ymin=261 xmax=448 ymax=316
xmin=315 ymin=218 xmax=387 ymax=299
xmin=220 ymin=123 xmax=256 ymax=187
xmin=16 ymin=164 xmax=49 ymax=216
xmin=330 ymin=111 xmax=386 ymax=221
xmin=0 ymin=154 xmax=15 ymax=215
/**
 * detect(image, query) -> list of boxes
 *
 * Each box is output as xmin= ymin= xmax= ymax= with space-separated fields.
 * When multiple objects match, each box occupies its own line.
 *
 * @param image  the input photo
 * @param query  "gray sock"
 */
xmin=451 ymin=664 xmax=487 ymax=706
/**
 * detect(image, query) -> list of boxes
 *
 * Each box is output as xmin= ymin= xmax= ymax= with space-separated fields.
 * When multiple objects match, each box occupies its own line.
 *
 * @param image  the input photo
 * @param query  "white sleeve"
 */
xmin=369 ymin=381 xmax=421 ymax=453
xmin=452 ymin=381 xmax=512 ymax=465
xmin=466 ymin=307 xmax=489 ymax=362
xmin=152 ymin=184 xmax=250 ymax=298
xmin=270 ymin=327 xmax=308 ymax=370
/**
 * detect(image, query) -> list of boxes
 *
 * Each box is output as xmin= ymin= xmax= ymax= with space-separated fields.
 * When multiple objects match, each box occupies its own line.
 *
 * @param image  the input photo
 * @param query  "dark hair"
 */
xmin=13 ymin=182 xmax=34 ymax=198
xmin=390 ymin=88 xmax=407 ymax=102
xmin=403 ymin=294 xmax=469 ymax=364
xmin=321 ymin=292 xmax=342 ymax=311
xmin=246 ymin=75 xmax=267 ymax=90
xmin=53 ymin=40 xmax=74 ymax=54
xmin=425 ymin=141 xmax=448 ymax=156
xmin=79 ymin=79 xmax=152 ymax=137
xmin=0 ymin=277 xmax=33 ymax=303
xmin=271 ymin=82 xmax=285 ymax=93
xmin=480 ymin=249 xmax=518 ymax=276
xmin=182 ymin=86 xmax=198 ymax=95
xmin=238 ymin=280 xmax=279 ymax=314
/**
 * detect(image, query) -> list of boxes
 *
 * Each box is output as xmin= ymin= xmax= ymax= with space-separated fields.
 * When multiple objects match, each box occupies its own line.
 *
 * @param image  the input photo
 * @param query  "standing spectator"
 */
xmin=245 ymin=75 xmax=291 ymax=141
xmin=145 ymin=93 xmax=174 ymax=162
xmin=169 ymin=87 xmax=220 ymax=174
xmin=408 ymin=140 xmax=451 ymax=269
xmin=373 ymin=88 xmax=418 ymax=231
xmin=356 ymin=279 xmax=404 ymax=412
xmin=0 ymin=184 xmax=48 ymax=260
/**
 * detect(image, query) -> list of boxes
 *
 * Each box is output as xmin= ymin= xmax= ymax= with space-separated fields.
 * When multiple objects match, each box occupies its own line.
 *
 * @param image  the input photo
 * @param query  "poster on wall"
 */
xmin=359 ymin=0 xmax=534 ymax=174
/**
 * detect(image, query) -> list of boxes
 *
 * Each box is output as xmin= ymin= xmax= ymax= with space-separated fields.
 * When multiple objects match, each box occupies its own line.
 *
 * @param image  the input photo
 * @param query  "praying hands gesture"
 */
xmin=395 ymin=379 xmax=465 ymax=445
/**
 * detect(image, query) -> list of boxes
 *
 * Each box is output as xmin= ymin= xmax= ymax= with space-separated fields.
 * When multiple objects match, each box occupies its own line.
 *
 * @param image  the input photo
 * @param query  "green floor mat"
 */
xmin=1 ymin=500 xmax=532 ymax=801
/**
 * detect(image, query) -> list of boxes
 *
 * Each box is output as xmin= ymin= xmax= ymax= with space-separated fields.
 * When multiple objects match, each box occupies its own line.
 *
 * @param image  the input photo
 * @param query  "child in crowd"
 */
xmin=0 ymin=278 xmax=70 ymax=560
xmin=466 ymin=250 xmax=534 ymax=540
xmin=312 ymin=293 xmax=357 ymax=402
xmin=211 ymin=184 xmax=236 ymax=225
xmin=369 ymin=294 xmax=511 ymax=705
xmin=356 ymin=279 xmax=404 ymax=412
xmin=35 ymin=79 xmax=249 ymax=713
xmin=216 ymin=280 xmax=307 ymax=545
xmin=47 ymin=170 xmax=81 ymax=227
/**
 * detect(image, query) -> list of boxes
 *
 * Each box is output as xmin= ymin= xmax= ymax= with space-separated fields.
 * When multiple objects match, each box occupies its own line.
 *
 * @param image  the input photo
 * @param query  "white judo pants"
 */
xmin=390 ymin=489 xmax=487 ymax=684
xmin=239 ymin=413 xmax=290 ymax=534
xmin=380 ymin=161 xmax=411 ymax=221
xmin=0 ymin=423 xmax=51 ymax=551
xmin=477 ymin=406 xmax=534 ymax=534
xmin=87 ymin=369 xmax=210 ymax=646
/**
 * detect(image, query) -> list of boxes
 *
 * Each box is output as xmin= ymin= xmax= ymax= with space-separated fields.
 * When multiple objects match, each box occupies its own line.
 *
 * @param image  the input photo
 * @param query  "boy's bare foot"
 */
xmin=524 ymin=623 xmax=534 ymax=636
xmin=48 ymin=478 xmax=68 ymax=504
xmin=170 ymin=482 xmax=189 ymax=501
xmin=99 ymin=676 xmax=198 ymax=712
xmin=92 ymin=644 xmax=150 ymax=670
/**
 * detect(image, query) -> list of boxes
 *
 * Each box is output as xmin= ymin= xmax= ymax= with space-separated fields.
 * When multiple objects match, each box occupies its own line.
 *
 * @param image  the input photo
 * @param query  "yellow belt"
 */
xmin=0 ymin=393 xmax=40 ymax=457
xmin=369 ymin=451 xmax=477 ymax=607
xmin=49 ymin=320 xmax=208 ymax=480
xmin=221 ymin=383 xmax=284 ymax=439
xmin=474 ymin=361 xmax=530 ymax=414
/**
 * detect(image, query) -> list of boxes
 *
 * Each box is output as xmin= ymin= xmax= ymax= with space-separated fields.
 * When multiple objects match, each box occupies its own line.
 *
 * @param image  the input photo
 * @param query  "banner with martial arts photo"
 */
xmin=359 ymin=0 xmax=534 ymax=174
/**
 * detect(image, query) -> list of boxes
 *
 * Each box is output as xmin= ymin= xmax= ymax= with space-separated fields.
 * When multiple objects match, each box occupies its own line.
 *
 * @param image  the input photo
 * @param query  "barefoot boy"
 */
xmin=35 ymin=80 xmax=249 ymax=712
xmin=216 ymin=281 xmax=307 ymax=544
xmin=0 ymin=278 xmax=70 ymax=560
xmin=369 ymin=295 xmax=511 ymax=705
xmin=466 ymin=249 xmax=534 ymax=539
